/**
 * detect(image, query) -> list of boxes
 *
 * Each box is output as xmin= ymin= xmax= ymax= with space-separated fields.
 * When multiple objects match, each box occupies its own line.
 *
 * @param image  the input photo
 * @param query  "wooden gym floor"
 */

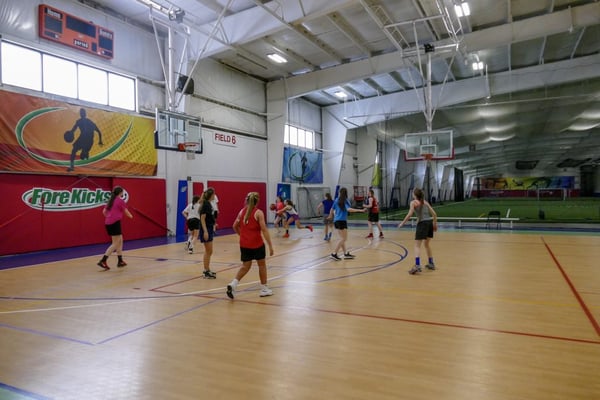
xmin=1 ymin=225 xmax=599 ymax=400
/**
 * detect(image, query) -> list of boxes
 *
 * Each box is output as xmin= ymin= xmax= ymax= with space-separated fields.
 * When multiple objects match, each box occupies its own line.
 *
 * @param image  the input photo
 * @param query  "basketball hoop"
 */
xmin=183 ymin=142 xmax=199 ymax=160
xmin=423 ymin=153 xmax=434 ymax=162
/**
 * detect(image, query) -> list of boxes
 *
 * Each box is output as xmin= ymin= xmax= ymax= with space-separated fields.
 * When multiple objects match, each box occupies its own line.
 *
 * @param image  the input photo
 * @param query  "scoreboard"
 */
xmin=38 ymin=4 xmax=114 ymax=60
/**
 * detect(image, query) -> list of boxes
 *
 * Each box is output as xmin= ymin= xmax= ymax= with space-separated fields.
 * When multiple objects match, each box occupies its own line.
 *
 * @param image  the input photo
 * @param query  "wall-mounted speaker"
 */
xmin=177 ymin=75 xmax=194 ymax=95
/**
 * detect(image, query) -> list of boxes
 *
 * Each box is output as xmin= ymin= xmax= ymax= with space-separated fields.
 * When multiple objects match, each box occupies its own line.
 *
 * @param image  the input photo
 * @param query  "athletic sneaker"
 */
xmin=323 ymin=235 xmax=329 ymax=241
xmin=259 ymin=287 xmax=273 ymax=297
xmin=425 ymin=263 xmax=436 ymax=270
xmin=307 ymin=225 xmax=313 ymax=232
xmin=330 ymin=253 xmax=341 ymax=261
xmin=203 ymin=270 xmax=217 ymax=279
xmin=327 ymin=232 xmax=332 ymax=240
xmin=379 ymin=233 xmax=384 ymax=238
xmin=366 ymin=233 xmax=374 ymax=238
xmin=185 ymin=241 xmax=190 ymax=251
xmin=408 ymin=265 xmax=422 ymax=275
xmin=283 ymin=233 xmax=290 ymax=238
xmin=188 ymin=247 xmax=193 ymax=254
xmin=226 ymin=284 xmax=235 ymax=299
xmin=117 ymin=260 xmax=127 ymax=267
xmin=97 ymin=260 xmax=109 ymax=270
xmin=344 ymin=252 xmax=355 ymax=259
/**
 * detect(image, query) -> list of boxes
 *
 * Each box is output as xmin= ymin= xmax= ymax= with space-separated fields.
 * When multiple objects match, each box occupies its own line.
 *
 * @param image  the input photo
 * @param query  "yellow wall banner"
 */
xmin=0 ymin=90 xmax=157 ymax=176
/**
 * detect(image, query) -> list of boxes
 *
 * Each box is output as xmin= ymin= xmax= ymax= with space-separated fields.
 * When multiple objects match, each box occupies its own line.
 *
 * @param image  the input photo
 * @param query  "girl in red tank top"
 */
xmin=227 ymin=192 xmax=275 ymax=299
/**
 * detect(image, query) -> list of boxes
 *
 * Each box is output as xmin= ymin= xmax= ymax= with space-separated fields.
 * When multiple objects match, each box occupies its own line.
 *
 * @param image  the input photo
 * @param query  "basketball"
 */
xmin=269 ymin=203 xmax=276 ymax=211
xmin=63 ymin=130 xmax=74 ymax=143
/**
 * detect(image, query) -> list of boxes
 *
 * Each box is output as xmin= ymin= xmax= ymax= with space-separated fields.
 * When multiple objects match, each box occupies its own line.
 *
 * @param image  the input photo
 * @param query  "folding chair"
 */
xmin=486 ymin=210 xmax=501 ymax=229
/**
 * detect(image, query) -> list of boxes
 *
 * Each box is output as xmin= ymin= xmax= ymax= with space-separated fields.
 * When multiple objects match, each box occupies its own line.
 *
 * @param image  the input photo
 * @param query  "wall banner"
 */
xmin=0 ymin=174 xmax=167 ymax=256
xmin=0 ymin=90 xmax=157 ymax=176
xmin=480 ymin=176 xmax=575 ymax=190
xmin=281 ymin=147 xmax=323 ymax=184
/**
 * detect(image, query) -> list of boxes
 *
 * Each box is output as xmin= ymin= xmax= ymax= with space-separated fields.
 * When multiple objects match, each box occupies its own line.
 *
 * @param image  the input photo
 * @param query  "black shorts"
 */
xmin=105 ymin=221 xmax=122 ymax=236
xmin=368 ymin=212 xmax=379 ymax=222
xmin=199 ymin=226 xmax=214 ymax=243
xmin=240 ymin=245 xmax=266 ymax=262
xmin=334 ymin=220 xmax=348 ymax=230
xmin=187 ymin=218 xmax=200 ymax=230
xmin=415 ymin=220 xmax=434 ymax=240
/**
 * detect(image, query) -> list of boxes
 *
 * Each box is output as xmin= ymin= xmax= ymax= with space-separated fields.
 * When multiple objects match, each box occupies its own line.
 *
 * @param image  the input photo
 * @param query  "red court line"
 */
xmin=542 ymin=236 xmax=600 ymax=337
xmin=197 ymin=295 xmax=600 ymax=345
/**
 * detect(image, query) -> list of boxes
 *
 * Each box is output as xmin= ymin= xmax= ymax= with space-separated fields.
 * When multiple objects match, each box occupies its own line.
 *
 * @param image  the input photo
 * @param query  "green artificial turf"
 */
xmin=350 ymin=197 xmax=600 ymax=223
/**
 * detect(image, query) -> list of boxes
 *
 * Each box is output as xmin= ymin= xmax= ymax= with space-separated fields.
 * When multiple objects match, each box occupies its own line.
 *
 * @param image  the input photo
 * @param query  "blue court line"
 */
xmin=0 ymin=382 xmax=52 ymax=400
xmin=0 ymin=230 xmax=238 ymax=270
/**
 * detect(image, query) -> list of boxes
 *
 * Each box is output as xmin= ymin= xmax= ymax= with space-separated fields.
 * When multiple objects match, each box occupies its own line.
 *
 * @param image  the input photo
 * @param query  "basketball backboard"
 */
xmin=402 ymin=130 xmax=453 ymax=161
xmin=155 ymin=109 xmax=202 ymax=153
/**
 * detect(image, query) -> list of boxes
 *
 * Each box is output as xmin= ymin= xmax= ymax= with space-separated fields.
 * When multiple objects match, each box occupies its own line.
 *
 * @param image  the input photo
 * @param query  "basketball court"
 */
xmin=1 ymin=225 xmax=599 ymax=399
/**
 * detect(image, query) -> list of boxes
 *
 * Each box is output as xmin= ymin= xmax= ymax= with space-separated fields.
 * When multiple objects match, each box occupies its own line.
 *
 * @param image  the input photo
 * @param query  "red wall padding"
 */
xmin=0 ymin=174 xmax=166 ymax=256
xmin=207 ymin=181 xmax=267 ymax=229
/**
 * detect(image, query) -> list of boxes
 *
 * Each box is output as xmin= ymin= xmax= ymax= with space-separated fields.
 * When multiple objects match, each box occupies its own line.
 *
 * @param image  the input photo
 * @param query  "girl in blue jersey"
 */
xmin=328 ymin=187 xmax=365 ymax=260
xmin=316 ymin=192 xmax=334 ymax=241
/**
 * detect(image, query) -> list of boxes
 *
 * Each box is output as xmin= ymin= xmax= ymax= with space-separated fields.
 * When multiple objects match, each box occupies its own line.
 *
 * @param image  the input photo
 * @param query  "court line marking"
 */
xmin=2 ymin=239 xmax=598 ymax=346
xmin=541 ymin=236 xmax=600 ymax=337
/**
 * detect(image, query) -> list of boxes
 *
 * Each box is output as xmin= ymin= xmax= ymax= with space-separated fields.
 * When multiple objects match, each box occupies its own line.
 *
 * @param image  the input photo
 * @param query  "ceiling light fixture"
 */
xmin=334 ymin=91 xmax=348 ymax=99
xmin=138 ymin=0 xmax=184 ymax=23
xmin=267 ymin=53 xmax=287 ymax=64
xmin=454 ymin=1 xmax=471 ymax=17
xmin=138 ymin=0 xmax=169 ymax=14
xmin=472 ymin=61 xmax=484 ymax=71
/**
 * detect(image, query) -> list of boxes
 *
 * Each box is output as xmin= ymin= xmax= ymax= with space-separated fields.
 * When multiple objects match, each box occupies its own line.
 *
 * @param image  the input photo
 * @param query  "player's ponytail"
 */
xmin=338 ymin=187 xmax=348 ymax=210
xmin=106 ymin=186 xmax=123 ymax=210
xmin=244 ymin=192 xmax=259 ymax=224
xmin=414 ymin=188 xmax=424 ymax=204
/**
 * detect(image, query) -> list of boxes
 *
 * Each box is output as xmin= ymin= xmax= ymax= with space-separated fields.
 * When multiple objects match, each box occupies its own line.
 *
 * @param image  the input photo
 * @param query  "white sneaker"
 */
xmin=259 ymin=287 xmax=273 ymax=297
xmin=226 ymin=284 xmax=235 ymax=299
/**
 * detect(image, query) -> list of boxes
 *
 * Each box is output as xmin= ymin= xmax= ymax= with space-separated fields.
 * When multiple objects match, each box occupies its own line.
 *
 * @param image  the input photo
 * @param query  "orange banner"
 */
xmin=0 ymin=90 xmax=157 ymax=176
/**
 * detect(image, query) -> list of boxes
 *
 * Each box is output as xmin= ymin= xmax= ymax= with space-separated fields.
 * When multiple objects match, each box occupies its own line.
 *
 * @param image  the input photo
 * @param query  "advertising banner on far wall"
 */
xmin=480 ymin=176 xmax=575 ymax=190
xmin=0 ymin=90 xmax=157 ymax=176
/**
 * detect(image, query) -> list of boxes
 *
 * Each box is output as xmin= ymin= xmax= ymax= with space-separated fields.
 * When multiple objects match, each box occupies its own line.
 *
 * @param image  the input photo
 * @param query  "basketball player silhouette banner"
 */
xmin=0 ymin=90 xmax=157 ymax=176
xmin=281 ymin=147 xmax=323 ymax=184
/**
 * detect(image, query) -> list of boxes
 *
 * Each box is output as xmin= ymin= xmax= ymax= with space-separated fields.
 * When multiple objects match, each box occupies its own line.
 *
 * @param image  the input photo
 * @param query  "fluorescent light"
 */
xmin=472 ymin=61 xmax=484 ymax=70
xmin=455 ymin=1 xmax=471 ymax=17
xmin=139 ymin=0 xmax=168 ymax=13
xmin=267 ymin=53 xmax=287 ymax=64
xmin=454 ymin=4 xmax=464 ymax=17
xmin=334 ymin=91 xmax=347 ymax=99
xmin=461 ymin=2 xmax=471 ymax=16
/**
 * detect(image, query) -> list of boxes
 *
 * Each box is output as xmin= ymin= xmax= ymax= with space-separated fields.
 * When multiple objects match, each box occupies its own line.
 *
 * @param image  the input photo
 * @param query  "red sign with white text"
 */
xmin=0 ymin=174 xmax=166 ymax=256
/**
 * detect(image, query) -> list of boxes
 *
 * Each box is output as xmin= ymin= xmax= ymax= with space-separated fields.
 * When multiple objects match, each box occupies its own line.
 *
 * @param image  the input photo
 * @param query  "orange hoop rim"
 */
xmin=423 ymin=153 xmax=434 ymax=161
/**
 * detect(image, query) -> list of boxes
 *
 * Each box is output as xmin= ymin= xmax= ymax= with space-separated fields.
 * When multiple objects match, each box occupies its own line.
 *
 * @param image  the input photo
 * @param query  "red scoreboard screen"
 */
xmin=38 ymin=4 xmax=114 ymax=60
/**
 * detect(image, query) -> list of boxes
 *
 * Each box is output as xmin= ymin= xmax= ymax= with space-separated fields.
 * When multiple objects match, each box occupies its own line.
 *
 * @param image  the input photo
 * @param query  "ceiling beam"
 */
xmin=269 ymin=3 xmax=600 ymax=99
xmin=187 ymin=0 xmax=357 ymax=57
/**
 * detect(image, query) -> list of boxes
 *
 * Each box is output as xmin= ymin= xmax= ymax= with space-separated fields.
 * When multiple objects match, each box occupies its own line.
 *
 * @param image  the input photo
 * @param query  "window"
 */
xmin=1 ymin=41 xmax=136 ymax=111
xmin=109 ymin=73 xmax=135 ymax=110
xmin=43 ymin=54 xmax=77 ymax=97
xmin=284 ymin=123 xmax=314 ymax=150
xmin=1 ymin=43 xmax=42 ymax=91
xmin=78 ymin=65 xmax=108 ymax=104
